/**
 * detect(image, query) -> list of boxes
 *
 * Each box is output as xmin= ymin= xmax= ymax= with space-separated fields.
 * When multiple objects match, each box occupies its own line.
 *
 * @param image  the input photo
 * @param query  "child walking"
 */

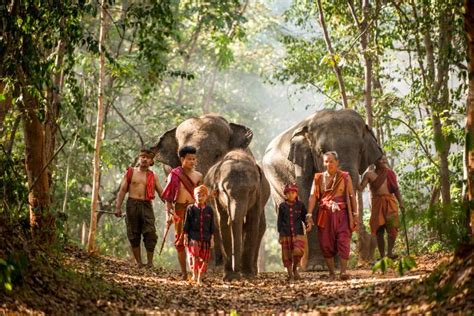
xmin=277 ymin=183 xmax=312 ymax=281
xmin=183 ymin=185 xmax=215 ymax=285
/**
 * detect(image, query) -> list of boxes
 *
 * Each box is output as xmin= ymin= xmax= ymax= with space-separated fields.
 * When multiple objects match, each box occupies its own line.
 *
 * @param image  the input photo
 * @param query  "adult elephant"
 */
xmin=262 ymin=109 xmax=383 ymax=270
xmin=152 ymin=114 xmax=253 ymax=175
xmin=204 ymin=150 xmax=270 ymax=281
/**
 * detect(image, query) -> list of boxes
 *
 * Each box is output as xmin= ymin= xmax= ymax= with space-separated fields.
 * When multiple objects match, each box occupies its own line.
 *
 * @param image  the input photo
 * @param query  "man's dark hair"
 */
xmin=140 ymin=147 xmax=155 ymax=157
xmin=178 ymin=145 xmax=197 ymax=158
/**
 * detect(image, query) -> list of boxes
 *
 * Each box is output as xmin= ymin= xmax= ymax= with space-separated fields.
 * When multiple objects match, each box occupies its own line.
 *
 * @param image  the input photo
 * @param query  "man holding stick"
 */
xmin=360 ymin=154 xmax=405 ymax=259
xmin=115 ymin=148 xmax=163 ymax=268
xmin=161 ymin=146 xmax=202 ymax=280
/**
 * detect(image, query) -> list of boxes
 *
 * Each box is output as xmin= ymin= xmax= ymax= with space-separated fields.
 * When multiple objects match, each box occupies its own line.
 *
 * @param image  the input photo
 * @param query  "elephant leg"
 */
xmin=219 ymin=210 xmax=242 ymax=281
xmin=252 ymin=210 xmax=266 ymax=275
xmin=231 ymin=218 xmax=244 ymax=274
xmin=213 ymin=232 xmax=224 ymax=267
xmin=241 ymin=207 xmax=260 ymax=277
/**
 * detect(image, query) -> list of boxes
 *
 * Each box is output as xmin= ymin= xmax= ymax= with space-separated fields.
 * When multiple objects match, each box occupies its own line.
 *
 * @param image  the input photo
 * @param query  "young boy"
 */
xmin=183 ymin=185 xmax=215 ymax=286
xmin=277 ymin=183 xmax=311 ymax=281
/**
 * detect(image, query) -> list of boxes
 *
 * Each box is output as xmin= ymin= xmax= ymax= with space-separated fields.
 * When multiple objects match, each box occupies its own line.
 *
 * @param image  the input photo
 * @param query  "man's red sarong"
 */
xmin=313 ymin=171 xmax=353 ymax=260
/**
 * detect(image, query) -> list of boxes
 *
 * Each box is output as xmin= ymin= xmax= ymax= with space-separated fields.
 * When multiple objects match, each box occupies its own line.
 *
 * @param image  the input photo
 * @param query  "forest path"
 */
xmin=65 ymin=250 xmax=450 ymax=314
xmin=2 ymin=247 xmax=470 ymax=314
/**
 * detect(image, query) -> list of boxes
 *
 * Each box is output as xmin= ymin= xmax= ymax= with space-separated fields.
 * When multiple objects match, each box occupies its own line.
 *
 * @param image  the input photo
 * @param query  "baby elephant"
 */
xmin=205 ymin=150 xmax=270 ymax=281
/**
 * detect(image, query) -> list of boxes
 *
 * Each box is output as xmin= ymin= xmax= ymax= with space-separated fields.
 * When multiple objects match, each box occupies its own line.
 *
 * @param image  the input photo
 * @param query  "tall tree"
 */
xmin=1 ymin=2 xmax=85 ymax=237
xmin=316 ymin=0 xmax=349 ymax=108
xmin=88 ymin=0 xmax=108 ymax=253
xmin=465 ymin=0 xmax=474 ymax=239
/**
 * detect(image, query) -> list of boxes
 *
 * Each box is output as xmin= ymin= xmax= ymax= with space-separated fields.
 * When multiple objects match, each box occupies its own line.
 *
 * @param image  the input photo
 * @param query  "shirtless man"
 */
xmin=359 ymin=155 xmax=404 ymax=259
xmin=161 ymin=146 xmax=203 ymax=280
xmin=115 ymin=148 xmax=163 ymax=268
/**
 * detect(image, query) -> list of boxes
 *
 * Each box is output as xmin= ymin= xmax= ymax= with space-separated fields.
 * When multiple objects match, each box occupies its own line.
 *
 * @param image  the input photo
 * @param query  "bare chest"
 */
xmin=131 ymin=171 xmax=147 ymax=187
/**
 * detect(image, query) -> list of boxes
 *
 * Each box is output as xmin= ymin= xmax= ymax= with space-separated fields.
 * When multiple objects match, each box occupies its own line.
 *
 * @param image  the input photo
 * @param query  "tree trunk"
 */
xmin=348 ymin=0 xmax=373 ymax=126
xmin=21 ymin=90 xmax=55 ymax=239
xmin=176 ymin=26 xmax=201 ymax=106
xmin=423 ymin=5 xmax=453 ymax=206
xmin=316 ymin=0 xmax=349 ymax=108
xmin=202 ymin=67 xmax=217 ymax=113
xmin=464 ymin=0 xmax=474 ymax=240
xmin=87 ymin=0 xmax=107 ymax=253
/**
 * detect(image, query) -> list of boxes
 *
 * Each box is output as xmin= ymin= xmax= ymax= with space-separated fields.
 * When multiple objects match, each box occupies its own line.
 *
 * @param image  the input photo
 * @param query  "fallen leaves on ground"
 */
xmin=0 ymin=244 xmax=472 ymax=315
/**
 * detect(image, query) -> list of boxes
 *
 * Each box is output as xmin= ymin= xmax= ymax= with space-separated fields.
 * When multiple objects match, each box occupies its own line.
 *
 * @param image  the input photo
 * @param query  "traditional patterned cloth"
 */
xmin=313 ymin=171 xmax=353 ymax=260
xmin=125 ymin=198 xmax=157 ymax=251
xmin=317 ymin=196 xmax=351 ymax=260
xmin=162 ymin=166 xmax=198 ymax=253
xmin=283 ymin=183 xmax=298 ymax=195
xmin=187 ymin=239 xmax=211 ymax=273
xmin=280 ymin=235 xmax=306 ymax=268
xmin=174 ymin=202 xmax=191 ymax=253
xmin=125 ymin=167 xmax=155 ymax=201
xmin=277 ymin=200 xmax=307 ymax=236
xmin=370 ymin=194 xmax=399 ymax=237
xmin=184 ymin=203 xmax=214 ymax=272
xmin=161 ymin=167 xmax=197 ymax=202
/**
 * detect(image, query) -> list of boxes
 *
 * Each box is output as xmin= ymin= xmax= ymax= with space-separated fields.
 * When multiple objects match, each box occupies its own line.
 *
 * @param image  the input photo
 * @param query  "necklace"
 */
xmin=323 ymin=171 xmax=337 ymax=192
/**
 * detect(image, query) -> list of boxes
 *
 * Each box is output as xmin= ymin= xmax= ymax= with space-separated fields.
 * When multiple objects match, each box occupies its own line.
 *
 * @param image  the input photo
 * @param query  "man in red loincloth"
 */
xmin=360 ymin=154 xmax=404 ymax=259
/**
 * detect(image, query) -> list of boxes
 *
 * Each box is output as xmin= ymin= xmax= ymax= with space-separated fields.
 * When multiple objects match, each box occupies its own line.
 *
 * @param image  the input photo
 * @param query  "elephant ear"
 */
xmin=204 ymin=161 xmax=222 ymax=199
xmin=229 ymin=123 xmax=253 ymax=149
xmin=152 ymin=127 xmax=180 ymax=168
xmin=288 ymin=126 xmax=315 ymax=168
xmin=360 ymin=125 xmax=383 ymax=173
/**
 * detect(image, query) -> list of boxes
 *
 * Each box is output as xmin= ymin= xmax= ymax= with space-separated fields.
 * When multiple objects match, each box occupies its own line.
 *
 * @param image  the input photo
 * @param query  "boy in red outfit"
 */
xmin=183 ymin=185 xmax=215 ymax=286
xmin=277 ymin=183 xmax=311 ymax=281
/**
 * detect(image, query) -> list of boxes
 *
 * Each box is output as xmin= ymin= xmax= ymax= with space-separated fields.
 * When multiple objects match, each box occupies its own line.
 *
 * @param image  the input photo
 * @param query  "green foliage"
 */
xmin=0 ymin=259 xmax=14 ymax=292
xmin=372 ymin=256 xmax=417 ymax=276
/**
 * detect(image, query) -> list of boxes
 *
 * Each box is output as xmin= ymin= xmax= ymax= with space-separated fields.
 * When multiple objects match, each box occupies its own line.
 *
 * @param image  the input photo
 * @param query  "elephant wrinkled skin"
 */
xmin=205 ymin=150 xmax=270 ymax=281
xmin=262 ymin=109 xmax=383 ymax=270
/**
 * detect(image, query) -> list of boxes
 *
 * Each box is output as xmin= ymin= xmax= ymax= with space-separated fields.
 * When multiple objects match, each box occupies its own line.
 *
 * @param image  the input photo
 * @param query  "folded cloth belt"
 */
xmin=321 ymin=201 xmax=347 ymax=212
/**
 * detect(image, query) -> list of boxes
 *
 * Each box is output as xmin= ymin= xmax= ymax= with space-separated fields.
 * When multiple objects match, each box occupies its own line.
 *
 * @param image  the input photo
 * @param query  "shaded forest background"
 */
xmin=0 ymin=0 xmax=471 ymax=276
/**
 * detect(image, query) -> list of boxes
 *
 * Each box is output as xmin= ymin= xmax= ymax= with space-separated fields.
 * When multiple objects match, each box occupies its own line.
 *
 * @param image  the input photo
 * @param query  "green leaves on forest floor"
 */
xmin=372 ymin=256 xmax=417 ymax=276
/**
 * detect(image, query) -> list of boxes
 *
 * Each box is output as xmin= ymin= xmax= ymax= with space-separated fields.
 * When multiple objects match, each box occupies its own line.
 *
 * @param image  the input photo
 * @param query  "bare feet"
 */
xmin=340 ymin=273 xmax=350 ymax=281
xmin=182 ymin=272 xmax=188 ymax=281
xmin=328 ymin=273 xmax=336 ymax=281
xmin=293 ymin=270 xmax=301 ymax=280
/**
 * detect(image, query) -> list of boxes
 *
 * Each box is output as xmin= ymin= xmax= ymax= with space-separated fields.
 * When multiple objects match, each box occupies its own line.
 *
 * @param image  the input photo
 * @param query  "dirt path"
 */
xmin=2 ymin=249 xmax=471 ymax=314
xmin=64 ymin=251 xmax=451 ymax=314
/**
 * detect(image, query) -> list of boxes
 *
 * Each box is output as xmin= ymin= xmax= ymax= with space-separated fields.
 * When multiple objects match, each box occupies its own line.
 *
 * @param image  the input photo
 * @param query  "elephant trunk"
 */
xmin=220 ymin=188 xmax=235 ymax=271
xmin=220 ymin=186 xmax=247 ymax=273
